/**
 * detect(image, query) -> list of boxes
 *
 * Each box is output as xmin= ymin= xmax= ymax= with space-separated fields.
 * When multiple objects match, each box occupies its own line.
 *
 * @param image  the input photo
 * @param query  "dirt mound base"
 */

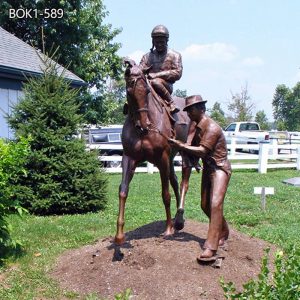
xmin=51 ymin=220 xmax=276 ymax=299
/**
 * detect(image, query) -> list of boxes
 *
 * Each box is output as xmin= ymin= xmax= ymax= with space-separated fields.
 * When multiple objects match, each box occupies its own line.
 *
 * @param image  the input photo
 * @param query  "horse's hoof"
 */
xmin=174 ymin=208 xmax=185 ymax=231
xmin=163 ymin=225 xmax=175 ymax=237
xmin=114 ymin=235 xmax=125 ymax=245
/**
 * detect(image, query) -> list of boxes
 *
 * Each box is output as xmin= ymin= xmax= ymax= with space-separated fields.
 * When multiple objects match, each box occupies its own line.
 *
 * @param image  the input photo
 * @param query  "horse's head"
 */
xmin=123 ymin=57 xmax=151 ymax=133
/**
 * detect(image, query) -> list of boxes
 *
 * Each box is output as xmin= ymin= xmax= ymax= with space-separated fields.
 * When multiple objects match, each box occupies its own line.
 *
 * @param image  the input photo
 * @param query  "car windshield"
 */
xmin=225 ymin=124 xmax=236 ymax=131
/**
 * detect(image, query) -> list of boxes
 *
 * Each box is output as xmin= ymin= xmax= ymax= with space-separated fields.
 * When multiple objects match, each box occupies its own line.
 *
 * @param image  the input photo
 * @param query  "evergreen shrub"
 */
xmin=8 ymin=53 xmax=107 ymax=215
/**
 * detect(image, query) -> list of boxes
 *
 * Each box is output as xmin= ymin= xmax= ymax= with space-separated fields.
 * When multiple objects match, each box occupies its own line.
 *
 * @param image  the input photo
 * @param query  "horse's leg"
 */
xmin=174 ymin=166 xmax=192 ymax=230
xmin=172 ymin=121 xmax=194 ymax=230
xmin=115 ymin=154 xmax=137 ymax=245
xmin=158 ymin=152 xmax=174 ymax=236
xmin=169 ymin=153 xmax=180 ymax=209
xmin=179 ymin=166 xmax=192 ymax=209
xmin=177 ymin=121 xmax=196 ymax=212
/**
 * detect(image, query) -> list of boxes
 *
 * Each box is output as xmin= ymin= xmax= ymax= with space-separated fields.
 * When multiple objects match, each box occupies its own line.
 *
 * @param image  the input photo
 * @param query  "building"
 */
xmin=0 ymin=26 xmax=86 ymax=139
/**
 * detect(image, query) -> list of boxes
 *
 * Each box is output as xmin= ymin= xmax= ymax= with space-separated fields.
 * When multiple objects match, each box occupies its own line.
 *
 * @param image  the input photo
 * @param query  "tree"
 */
xmin=255 ymin=110 xmax=269 ymax=130
xmin=228 ymin=85 xmax=254 ymax=121
xmin=101 ymin=78 xmax=126 ymax=125
xmin=272 ymin=84 xmax=289 ymax=130
xmin=7 ymin=53 xmax=107 ymax=215
xmin=174 ymin=89 xmax=187 ymax=98
xmin=0 ymin=0 xmax=123 ymax=124
xmin=209 ymin=102 xmax=227 ymax=128
xmin=272 ymin=83 xmax=300 ymax=131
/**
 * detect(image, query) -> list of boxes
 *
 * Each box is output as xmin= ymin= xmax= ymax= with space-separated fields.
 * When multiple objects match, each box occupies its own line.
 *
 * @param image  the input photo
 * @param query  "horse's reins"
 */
xmin=130 ymin=69 xmax=173 ymax=141
xmin=144 ymin=76 xmax=173 ymax=140
xmin=148 ymin=122 xmax=171 ymax=140
xmin=145 ymin=76 xmax=167 ymax=113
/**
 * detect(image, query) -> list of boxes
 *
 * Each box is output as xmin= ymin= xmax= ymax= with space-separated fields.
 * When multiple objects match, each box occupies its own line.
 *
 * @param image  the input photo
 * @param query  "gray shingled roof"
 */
xmin=0 ymin=26 xmax=86 ymax=86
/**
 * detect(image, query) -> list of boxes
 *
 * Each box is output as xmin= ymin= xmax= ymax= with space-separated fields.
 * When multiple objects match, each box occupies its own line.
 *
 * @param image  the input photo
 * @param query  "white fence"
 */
xmin=86 ymin=138 xmax=300 ymax=174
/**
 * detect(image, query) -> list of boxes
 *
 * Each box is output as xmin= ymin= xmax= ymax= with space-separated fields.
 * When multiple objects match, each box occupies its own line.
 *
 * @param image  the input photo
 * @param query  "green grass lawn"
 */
xmin=1 ymin=169 xmax=300 ymax=299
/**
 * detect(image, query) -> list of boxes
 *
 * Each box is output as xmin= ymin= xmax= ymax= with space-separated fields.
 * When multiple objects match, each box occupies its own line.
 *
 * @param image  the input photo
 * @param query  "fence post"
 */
xmin=258 ymin=143 xmax=269 ymax=174
xmin=147 ymin=162 xmax=154 ymax=174
xmin=270 ymin=138 xmax=278 ymax=157
xmin=297 ymin=146 xmax=300 ymax=171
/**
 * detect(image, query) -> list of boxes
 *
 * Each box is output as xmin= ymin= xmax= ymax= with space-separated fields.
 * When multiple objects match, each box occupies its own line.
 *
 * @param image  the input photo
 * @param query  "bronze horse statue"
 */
xmin=115 ymin=58 xmax=193 ymax=244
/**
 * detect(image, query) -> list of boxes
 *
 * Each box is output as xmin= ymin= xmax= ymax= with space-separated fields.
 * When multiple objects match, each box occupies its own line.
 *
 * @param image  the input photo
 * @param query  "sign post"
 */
xmin=254 ymin=187 xmax=274 ymax=210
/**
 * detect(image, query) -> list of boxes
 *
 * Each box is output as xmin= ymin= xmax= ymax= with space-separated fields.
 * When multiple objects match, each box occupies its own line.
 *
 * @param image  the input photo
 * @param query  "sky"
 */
xmin=103 ymin=0 xmax=300 ymax=121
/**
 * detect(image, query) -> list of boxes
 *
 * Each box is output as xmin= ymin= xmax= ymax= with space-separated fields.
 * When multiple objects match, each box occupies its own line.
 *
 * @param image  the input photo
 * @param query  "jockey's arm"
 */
xmin=153 ymin=68 xmax=182 ymax=82
xmin=143 ymin=52 xmax=183 ymax=82
xmin=155 ymin=53 xmax=183 ymax=82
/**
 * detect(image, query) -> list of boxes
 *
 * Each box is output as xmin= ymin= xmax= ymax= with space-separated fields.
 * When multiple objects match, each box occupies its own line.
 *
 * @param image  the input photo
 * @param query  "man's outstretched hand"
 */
xmin=168 ymin=138 xmax=184 ymax=149
xmin=147 ymin=72 xmax=157 ymax=79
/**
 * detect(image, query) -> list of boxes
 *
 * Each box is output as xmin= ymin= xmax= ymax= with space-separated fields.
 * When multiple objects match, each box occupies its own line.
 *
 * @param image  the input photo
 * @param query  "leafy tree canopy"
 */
xmin=228 ymin=85 xmax=254 ymax=122
xmin=208 ymin=102 xmax=227 ymax=129
xmin=272 ymin=83 xmax=300 ymax=131
xmin=0 ymin=0 xmax=122 ymax=89
xmin=0 ymin=137 xmax=29 ymax=263
xmin=174 ymin=89 xmax=187 ymax=98
xmin=0 ymin=0 xmax=124 ymax=124
xmin=255 ymin=110 xmax=270 ymax=130
xmin=90 ymin=78 xmax=126 ymax=126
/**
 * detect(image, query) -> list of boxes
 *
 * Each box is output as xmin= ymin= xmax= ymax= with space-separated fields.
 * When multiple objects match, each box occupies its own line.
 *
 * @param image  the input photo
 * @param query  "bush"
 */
xmin=0 ymin=137 xmax=29 ymax=262
xmin=7 ymin=52 xmax=107 ymax=215
xmin=220 ymin=247 xmax=300 ymax=299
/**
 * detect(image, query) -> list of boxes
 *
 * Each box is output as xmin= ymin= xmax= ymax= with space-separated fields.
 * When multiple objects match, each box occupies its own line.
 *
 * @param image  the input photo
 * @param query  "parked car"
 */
xmin=88 ymin=125 xmax=123 ymax=168
xmin=287 ymin=132 xmax=300 ymax=144
xmin=223 ymin=122 xmax=270 ymax=154
xmin=86 ymin=124 xmax=182 ymax=168
xmin=268 ymin=131 xmax=300 ymax=153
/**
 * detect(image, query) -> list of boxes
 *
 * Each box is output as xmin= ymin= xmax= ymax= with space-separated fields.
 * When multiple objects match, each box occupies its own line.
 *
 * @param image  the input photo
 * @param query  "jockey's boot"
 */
xmin=169 ymin=100 xmax=180 ymax=114
xmin=155 ymin=84 xmax=180 ymax=114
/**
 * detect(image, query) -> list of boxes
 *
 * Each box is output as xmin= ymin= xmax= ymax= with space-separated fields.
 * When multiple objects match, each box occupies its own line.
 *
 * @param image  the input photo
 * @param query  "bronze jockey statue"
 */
xmin=140 ymin=24 xmax=182 ymax=113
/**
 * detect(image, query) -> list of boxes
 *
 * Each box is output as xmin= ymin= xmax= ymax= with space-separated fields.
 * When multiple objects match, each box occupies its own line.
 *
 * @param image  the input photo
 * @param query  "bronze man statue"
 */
xmin=139 ymin=24 xmax=183 ymax=114
xmin=169 ymin=95 xmax=231 ymax=262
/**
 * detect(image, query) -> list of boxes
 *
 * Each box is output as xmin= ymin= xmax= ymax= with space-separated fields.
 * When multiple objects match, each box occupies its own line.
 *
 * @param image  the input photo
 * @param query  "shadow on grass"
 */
xmin=0 ymin=243 xmax=26 ymax=267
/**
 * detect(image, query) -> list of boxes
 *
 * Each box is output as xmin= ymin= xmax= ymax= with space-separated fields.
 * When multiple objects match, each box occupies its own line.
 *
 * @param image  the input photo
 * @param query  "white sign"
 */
xmin=254 ymin=187 xmax=274 ymax=195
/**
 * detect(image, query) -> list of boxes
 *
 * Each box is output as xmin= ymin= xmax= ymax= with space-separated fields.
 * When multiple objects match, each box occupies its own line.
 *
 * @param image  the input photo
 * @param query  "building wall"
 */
xmin=0 ymin=87 xmax=23 ymax=139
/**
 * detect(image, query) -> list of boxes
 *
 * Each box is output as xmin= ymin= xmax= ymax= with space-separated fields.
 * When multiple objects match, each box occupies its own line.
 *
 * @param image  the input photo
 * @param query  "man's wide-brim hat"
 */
xmin=183 ymin=95 xmax=207 ymax=111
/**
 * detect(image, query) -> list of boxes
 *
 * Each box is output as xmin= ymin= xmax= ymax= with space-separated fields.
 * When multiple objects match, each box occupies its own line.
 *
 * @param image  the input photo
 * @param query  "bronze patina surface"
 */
xmin=169 ymin=95 xmax=232 ymax=262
